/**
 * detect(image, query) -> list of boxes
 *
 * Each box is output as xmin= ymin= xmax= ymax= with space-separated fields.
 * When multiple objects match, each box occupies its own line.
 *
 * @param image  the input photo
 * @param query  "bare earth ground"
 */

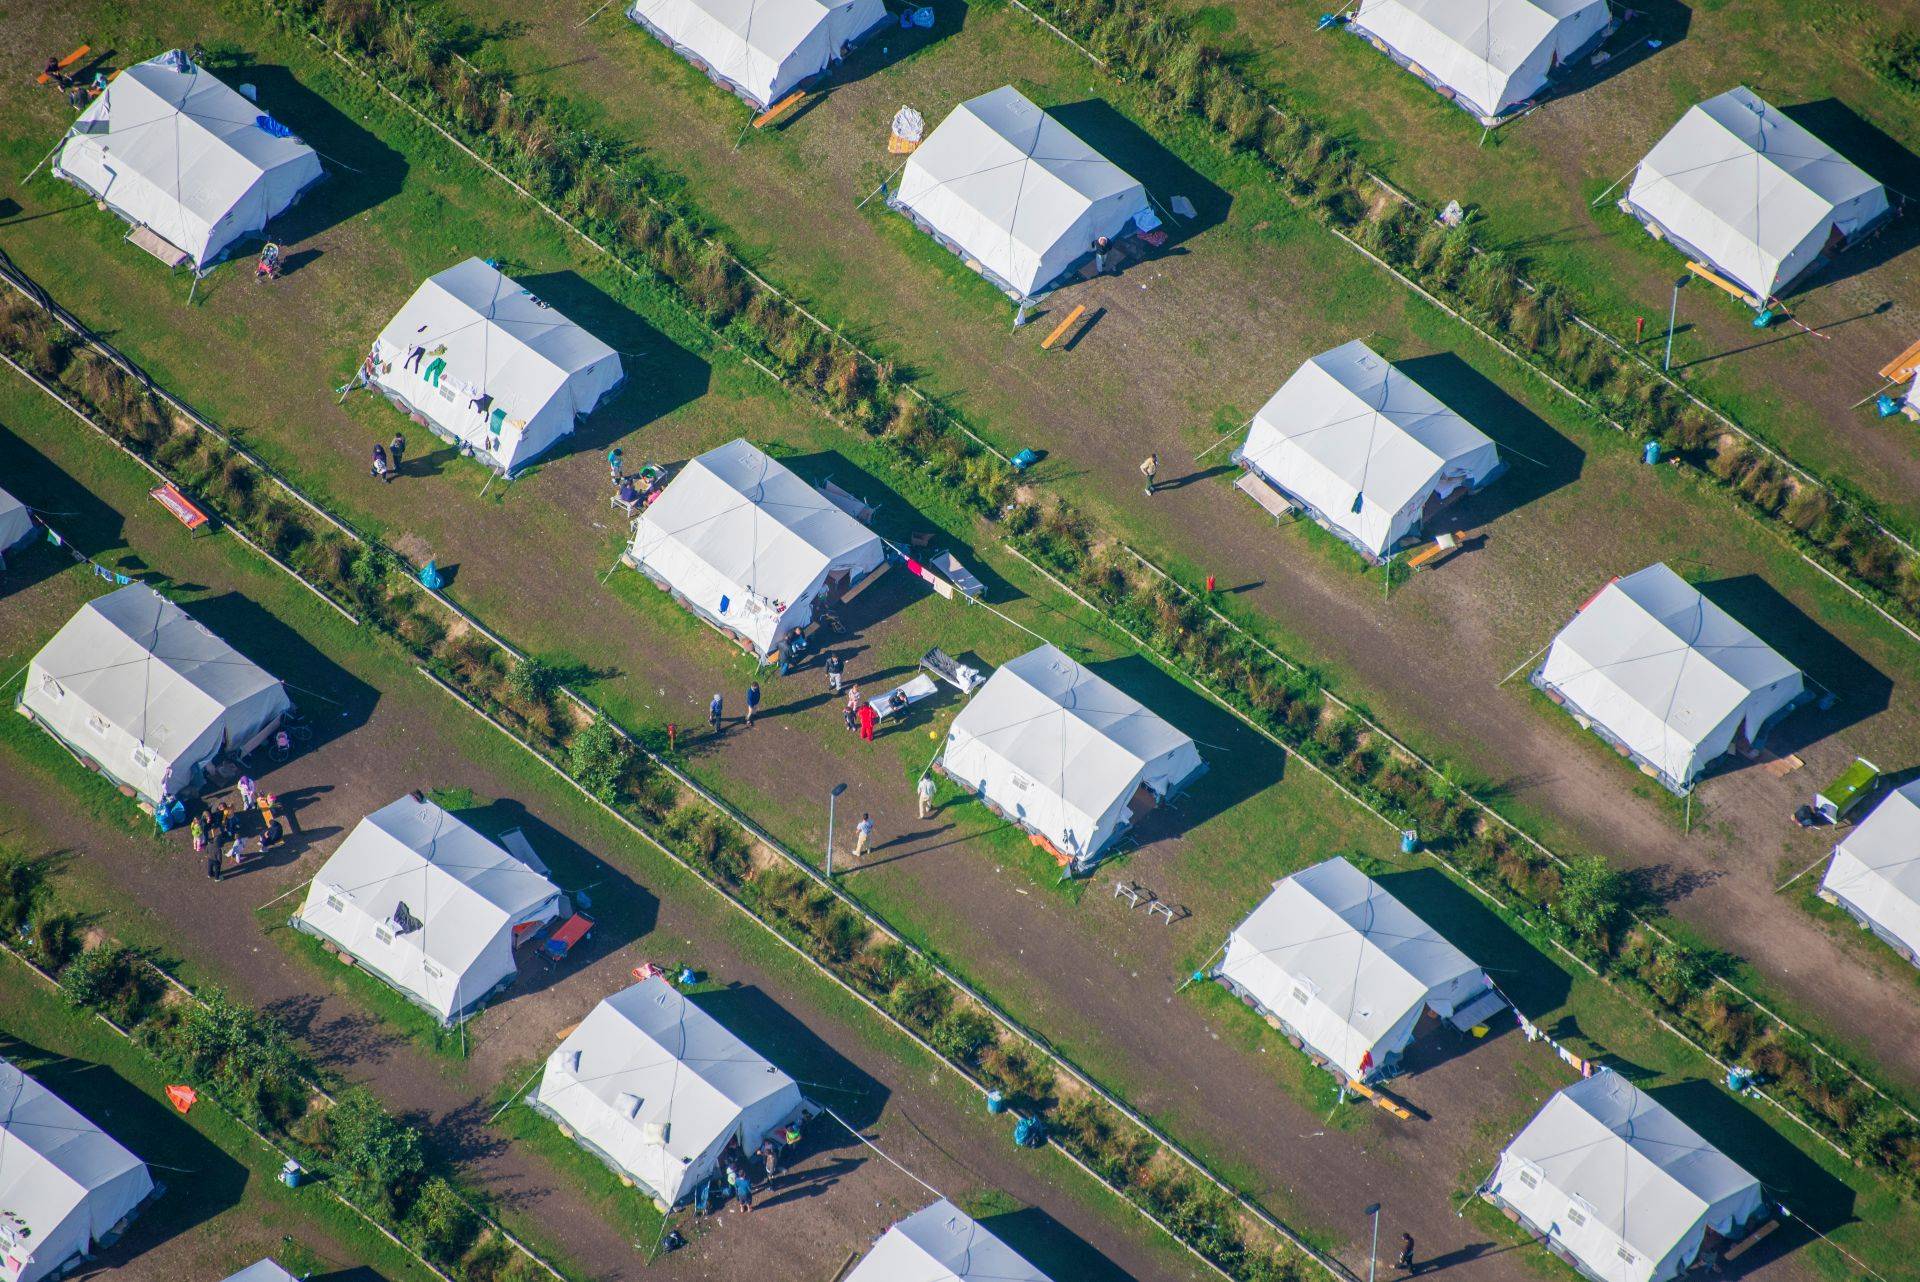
xmin=0 ymin=429 xmax=1188 ymax=1282
xmin=385 ymin=0 xmax=1920 ymax=1091
xmin=1175 ymin=0 xmax=1920 ymax=533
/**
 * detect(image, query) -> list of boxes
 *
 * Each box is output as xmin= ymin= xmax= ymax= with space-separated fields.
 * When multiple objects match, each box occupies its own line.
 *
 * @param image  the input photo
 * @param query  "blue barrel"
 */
xmin=1643 ymin=440 xmax=1662 ymax=465
xmin=1400 ymin=829 xmax=1418 ymax=854
xmin=986 ymin=1089 xmax=1005 ymax=1114
xmin=279 ymin=1159 xmax=303 ymax=1188
xmin=1752 ymin=309 xmax=1774 ymax=329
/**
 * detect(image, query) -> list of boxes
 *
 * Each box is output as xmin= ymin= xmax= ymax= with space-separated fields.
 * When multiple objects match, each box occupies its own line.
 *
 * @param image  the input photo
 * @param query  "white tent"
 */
xmin=939 ymin=644 xmax=1203 ymax=869
xmin=53 ymin=50 xmax=322 ymax=270
xmin=1534 ymin=563 xmax=1804 ymax=792
xmin=220 ymin=1263 xmax=297 ymax=1282
xmin=1487 ymin=1072 xmax=1766 ymax=1282
xmin=17 ymin=584 xmax=291 ymax=806
xmin=0 ymin=1058 xmax=155 ymax=1282
xmin=1820 ymin=780 xmax=1920 ymax=965
xmin=1217 ymin=856 xmax=1504 ymax=1082
xmin=1350 ymin=0 xmax=1612 ymax=123
xmin=1624 ymin=87 xmax=1891 ymax=304
xmin=0 ymin=486 xmax=34 ymax=560
xmin=892 ymin=86 xmax=1153 ymax=300
xmin=370 ymin=258 xmax=623 ymax=475
xmin=532 ymin=977 xmax=804 ymax=1206
xmin=628 ymin=0 xmax=885 ymax=110
xmin=1237 ymin=340 xmax=1503 ymax=560
xmin=628 ymin=438 xmax=886 ymax=659
xmin=846 ymin=1199 xmax=1053 ymax=1282
xmin=294 ymin=794 xmax=563 ymax=1024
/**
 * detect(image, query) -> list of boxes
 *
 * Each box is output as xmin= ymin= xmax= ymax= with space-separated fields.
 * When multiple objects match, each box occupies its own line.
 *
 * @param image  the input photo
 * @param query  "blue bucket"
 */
xmin=986 ymin=1089 xmax=1005 ymax=1114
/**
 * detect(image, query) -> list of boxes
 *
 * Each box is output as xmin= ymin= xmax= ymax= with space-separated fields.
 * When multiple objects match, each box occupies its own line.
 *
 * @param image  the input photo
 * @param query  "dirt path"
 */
xmin=0 ymin=431 xmax=1190 ymax=1282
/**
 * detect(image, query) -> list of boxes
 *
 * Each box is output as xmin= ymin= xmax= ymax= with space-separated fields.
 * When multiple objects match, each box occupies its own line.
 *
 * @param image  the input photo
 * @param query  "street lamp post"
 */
xmin=1363 ymin=1203 xmax=1382 ymax=1282
xmin=1664 ymin=275 xmax=1690 ymax=372
xmin=826 ymin=783 xmax=848 ymax=876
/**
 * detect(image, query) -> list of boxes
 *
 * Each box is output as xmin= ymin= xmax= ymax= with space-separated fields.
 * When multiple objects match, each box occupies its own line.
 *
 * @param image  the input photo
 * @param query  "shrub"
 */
xmin=406 ymin=1176 xmax=481 ymax=1264
xmin=931 ymin=1008 xmax=998 ymax=1066
xmin=1551 ymin=855 xmax=1626 ymax=954
xmin=323 ymin=1087 xmax=428 ymax=1217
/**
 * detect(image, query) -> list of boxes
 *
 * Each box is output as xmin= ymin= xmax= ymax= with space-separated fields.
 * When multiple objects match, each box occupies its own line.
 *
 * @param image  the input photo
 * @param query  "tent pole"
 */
xmin=1684 ymin=789 xmax=1691 ymax=834
xmin=576 ymin=0 xmax=617 ymax=26
xmin=854 ymin=163 xmax=908 ymax=211
xmin=1848 ymin=378 xmax=1900 ymax=411
xmin=1498 ymin=639 xmax=1552 ymax=686
xmin=20 ymin=137 xmax=67 ymax=185
xmin=1589 ymin=163 xmax=1637 ymax=208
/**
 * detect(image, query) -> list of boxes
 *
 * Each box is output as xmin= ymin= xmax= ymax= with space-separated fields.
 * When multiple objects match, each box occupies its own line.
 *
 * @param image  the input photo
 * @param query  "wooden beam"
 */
xmin=1878 ymin=335 xmax=1920 ymax=382
xmin=1040 ymin=303 xmax=1086 ymax=350
xmin=36 ymin=45 xmax=90 ymax=84
xmin=753 ymin=90 xmax=808 ymax=129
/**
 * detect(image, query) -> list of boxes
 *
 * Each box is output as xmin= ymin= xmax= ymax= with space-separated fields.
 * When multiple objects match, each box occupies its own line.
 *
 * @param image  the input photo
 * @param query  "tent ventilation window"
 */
xmin=131 ymin=746 xmax=154 ymax=769
xmin=374 ymin=923 xmax=395 ymax=946
xmin=40 ymin=677 xmax=63 ymax=700
xmin=617 ymin=1092 xmax=643 ymax=1119
xmin=1616 ymin=1248 xmax=1638 ymax=1265
xmin=422 ymin=961 xmax=444 ymax=981
xmin=1516 ymin=1168 xmax=1539 ymax=1189
xmin=1565 ymin=1204 xmax=1588 ymax=1228
xmin=87 ymin=714 xmax=110 ymax=736
xmin=1290 ymin=985 xmax=1312 ymax=1006
xmin=325 ymin=893 xmax=346 ymax=914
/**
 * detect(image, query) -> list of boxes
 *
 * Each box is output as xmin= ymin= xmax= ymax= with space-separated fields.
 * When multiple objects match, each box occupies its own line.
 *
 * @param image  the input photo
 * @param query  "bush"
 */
xmin=1551 ymin=855 xmax=1626 ymax=954
xmin=931 ymin=1008 xmax=998 ymax=1066
xmin=159 ymin=988 xmax=307 ymax=1127
xmin=406 ymin=1176 xmax=482 ymax=1264
xmin=323 ymin=1087 xmax=428 ymax=1217
xmin=567 ymin=717 xmax=633 ymax=802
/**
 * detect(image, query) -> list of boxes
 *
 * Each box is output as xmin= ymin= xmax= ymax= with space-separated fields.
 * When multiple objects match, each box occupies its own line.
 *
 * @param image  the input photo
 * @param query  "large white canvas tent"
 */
xmin=1486 ymin=1072 xmax=1766 ymax=1282
xmin=628 ymin=0 xmax=885 ymax=110
xmin=1349 ymin=0 xmax=1612 ymax=123
xmin=294 ymin=794 xmax=563 ymax=1024
xmin=17 ymin=584 xmax=290 ymax=806
xmin=53 ymin=50 xmax=322 ymax=270
xmin=369 ymin=258 xmax=623 ymax=475
xmin=1216 ymin=856 xmax=1504 ymax=1083
xmin=220 ymin=1264 xmax=297 ymax=1282
xmin=0 ymin=1058 xmax=155 ymax=1282
xmin=1236 ymin=340 xmax=1503 ymax=560
xmin=532 ymin=977 xmax=804 ymax=1207
xmin=939 ymin=644 xmax=1203 ymax=869
xmin=628 ymin=438 xmax=886 ymax=659
xmin=1820 ymin=780 xmax=1920 ymax=965
xmin=892 ymin=86 xmax=1153 ymax=300
xmin=1624 ymin=87 xmax=1891 ymax=304
xmin=846 ymin=1199 xmax=1053 ymax=1282
xmin=0 ymin=487 xmax=34 ymax=561
xmin=1534 ymin=563 xmax=1804 ymax=792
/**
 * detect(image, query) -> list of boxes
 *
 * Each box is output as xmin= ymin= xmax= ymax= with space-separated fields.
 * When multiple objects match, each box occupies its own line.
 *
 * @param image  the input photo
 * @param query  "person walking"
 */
xmin=1139 ymin=452 xmax=1158 ymax=496
xmin=607 ymin=446 xmax=624 ymax=483
xmin=389 ymin=431 xmax=407 ymax=476
xmin=857 ymin=701 xmax=877 ymax=743
xmin=729 ymin=1167 xmax=753 ymax=1213
xmin=708 ymin=692 xmax=725 ymax=736
xmin=757 ymin=1138 xmax=779 ymax=1184
xmin=371 ymin=443 xmax=390 ymax=483
xmin=825 ymin=652 xmax=844 ymax=694
xmin=917 ymin=774 xmax=936 ymax=819
xmin=206 ymin=843 xmax=221 ymax=881
xmin=744 ymin=681 xmax=761 ymax=727
xmin=237 ymin=775 xmax=256 ymax=810
xmin=1396 ymin=1232 xmax=1415 ymax=1272
xmin=851 ymin=812 xmax=874 ymax=860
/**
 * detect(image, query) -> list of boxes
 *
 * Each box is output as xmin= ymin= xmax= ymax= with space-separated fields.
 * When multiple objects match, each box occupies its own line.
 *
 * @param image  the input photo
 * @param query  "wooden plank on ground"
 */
xmin=1346 ymin=1079 xmax=1412 ymax=1120
xmin=753 ymin=91 xmax=807 ymax=129
xmin=1041 ymin=304 xmax=1086 ymax=350
xmin=1686 ymin=260 xmax=1758 ymax=303
xmin=37 ymin=45 xmax=89 ymax=83
xmin=1878 ymin=336 xmax=1920 ymax=382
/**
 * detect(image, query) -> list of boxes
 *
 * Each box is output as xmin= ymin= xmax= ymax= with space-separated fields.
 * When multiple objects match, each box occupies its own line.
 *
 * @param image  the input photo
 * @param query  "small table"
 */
xmin=543 ymin=913 xmax=595 ymax=963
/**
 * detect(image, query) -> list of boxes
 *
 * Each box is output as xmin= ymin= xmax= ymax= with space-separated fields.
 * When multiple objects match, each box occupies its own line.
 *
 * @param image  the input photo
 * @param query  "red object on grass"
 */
xmin=150 ymin=484 xmax=209 ymax=530
xmin=166 ymin=1084 xmax=198 ymax=1114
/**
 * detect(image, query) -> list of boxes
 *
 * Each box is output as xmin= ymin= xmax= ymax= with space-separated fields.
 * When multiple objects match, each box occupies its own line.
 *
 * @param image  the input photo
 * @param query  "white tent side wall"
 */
xmin=627 ymin=0 xmax=885 ymax=109
xmin=937 ymin=728 xmax=1116 ymax=858
xmin=0 ymin=489 xmax=34 ymax=557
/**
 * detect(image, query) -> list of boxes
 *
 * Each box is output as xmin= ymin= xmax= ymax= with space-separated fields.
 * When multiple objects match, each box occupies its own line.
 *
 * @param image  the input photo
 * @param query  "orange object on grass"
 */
xmin=150 ymin=484 xmax=209 ymax=530
xmin=166 ymin=1083 xmax=197 ymax=1114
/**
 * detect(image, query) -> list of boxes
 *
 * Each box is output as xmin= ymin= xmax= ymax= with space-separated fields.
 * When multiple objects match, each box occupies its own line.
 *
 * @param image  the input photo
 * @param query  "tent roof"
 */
xmin=1502 ymin=1072 xmax=1759 ymax=1261
xmin=221 ymin=1263 xmax=299 ymax=1282
xmin=1352 ymin=0 xmax=1607 ymax=113
xmin=1543 ymin=563 xmax=1800 ymax=753
xmin=545 ymin=978 xmax=797 ymax=1165
xmin=899 ymin=87 xmax=1144 ymax=281
xmin=849 ymin=1199 xmax=1054 ymax=1282
xmin=0 ymin=1058 xmax=149 ymax=1253
xmin=1629 ymin=87 xmax=1885 ymax=294
xmin=0 ymin=485 xmax=31 ymax=550
xmin=1245 ymin=340 xmax=1495 ymax=521
xmin=313 ymin=795 xmax=560 ymax=980
xmin=946 ymin=644 xmax=1194 ymax=818
xmin=65 ymin=51 xmax=317 ymax=232
xmin=1222 ymin=856 xmax=1481 ymax=1049
xmin=633 ymin=438 xmax=880 ymax=605
xmin=1823 ymin=781 xmax=1920 ymax=936
xmin=632 ymin=0 xmax=866 ymax=77
xmin=28 ymin=583 xmax=285 ymax=765
xmin=378 ymin=258 xmax=617 ymax=402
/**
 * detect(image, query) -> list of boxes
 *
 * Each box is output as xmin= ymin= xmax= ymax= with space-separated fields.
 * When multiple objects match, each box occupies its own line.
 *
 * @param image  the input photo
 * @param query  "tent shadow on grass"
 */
xmin=976 ymin=1205 xmax=1136 ymax=1282
xmin=1083 ymin=652 xmax=1284 ymax=844
xmin=1048 ymin=100 xmax=1231 ymax=249
xmin=1539 ymin=0 xmax=1691 ymax=107
xmin=812 ymin=0 xmax=969 ymax=100
xmin=1646 ymin=1078 xmax=1856 ymax=1257
xmin=516 ymin=270 xmax=712 ymax=463
xmin=181 ymin=591 xmax=378 ymax=756
xmin=0 ymin=1030 xmax=246 ymax=1260
xmin=1373 ymin=866 xmax=1572 ymax=1019
xmin=692 ymin=983 xmax=891 ymax=1132
xmin=1696 ymin=573 xmax=1890 ymax=761
xmin=1779 ymin=98 xmax=1920 ymax=299
xmin=213 ymin=63 xmax=407 ymax=249
xmin=1396 ymin=352 xmax=1583 ymax=528
xmin=0 ymin=425 xmax=130 ymax=596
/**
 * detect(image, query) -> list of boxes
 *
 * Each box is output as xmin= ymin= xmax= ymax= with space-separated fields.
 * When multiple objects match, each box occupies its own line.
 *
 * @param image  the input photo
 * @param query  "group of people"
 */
xmin=702 ymin=1119 xmax=806 ymax=1215
xmin=189 ymin=775 xmax=285 ymax=881
xmin=370 ymin=431 xmax=407 ymax=483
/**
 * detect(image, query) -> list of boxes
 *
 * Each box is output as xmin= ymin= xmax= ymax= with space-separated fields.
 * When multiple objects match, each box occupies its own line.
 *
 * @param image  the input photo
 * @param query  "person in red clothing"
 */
xmin=857 ymin=701 xmax=877 ymax=742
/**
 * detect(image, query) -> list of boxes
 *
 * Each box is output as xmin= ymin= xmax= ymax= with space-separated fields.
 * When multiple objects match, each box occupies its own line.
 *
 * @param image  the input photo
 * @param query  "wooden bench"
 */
xmin=128 ymin=225 xmax=191 ymax=268
xmin=1235 ymin=470 xmax=1297 ymax=522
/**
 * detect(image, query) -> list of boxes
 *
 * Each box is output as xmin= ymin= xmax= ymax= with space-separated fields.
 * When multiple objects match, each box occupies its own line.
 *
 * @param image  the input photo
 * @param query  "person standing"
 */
xmin=730 ymin=1167 xmax=753 ymax=1212
xmin=389 ymin=431 xmax=407 ymax=476
xmin=371 ymin=443 xmax=390 ymax=483
xmin=744 ymin=681 xmax=761 ymax=727
xmin=857 ymin=701 xmax=877 ymax=743
xmin=1139 ymin=452 xmax=1158 ymax=496
xmin=237 ymin=775 xmax=256 ymax=810
xmin=708 ymin=692 xmax=725 ymax=736
xmin=608 ymin=446 xmax=624 ymax=483
xmin=1396 ymin=1233 xmax=1415 ymax=1272
xmin=757 ymin=1138 xmax=779 ymax=1184
xmin=825 ymin=652 xmax=844 ymax=695
xmin=917 ymin=774 xmax=936 ymax=819
xmin=206 ymin=843 xmax=221 ymax=881
xmin=852 ymin=812 xmax=874 ymax=860
xmin=189 ymin=815 xmax=207 ymax=853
